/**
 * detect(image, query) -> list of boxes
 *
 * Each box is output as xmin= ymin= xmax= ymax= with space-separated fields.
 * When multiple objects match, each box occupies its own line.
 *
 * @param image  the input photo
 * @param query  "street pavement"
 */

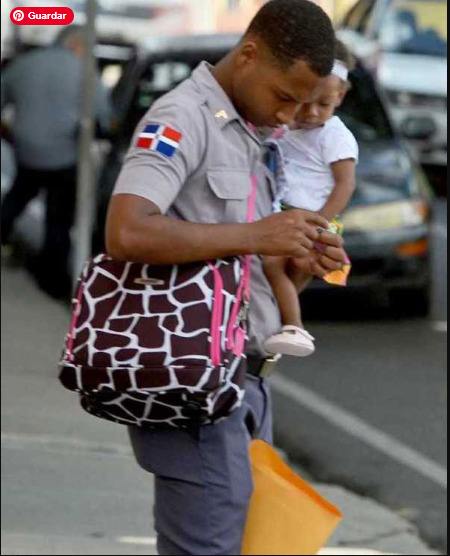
xmin=1 ymin=261 xmax=441 ymax=555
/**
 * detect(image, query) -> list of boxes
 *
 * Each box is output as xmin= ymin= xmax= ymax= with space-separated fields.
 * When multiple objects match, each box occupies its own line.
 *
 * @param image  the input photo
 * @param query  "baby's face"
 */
xmin=292 ymin=75 xmax=346 ymax=131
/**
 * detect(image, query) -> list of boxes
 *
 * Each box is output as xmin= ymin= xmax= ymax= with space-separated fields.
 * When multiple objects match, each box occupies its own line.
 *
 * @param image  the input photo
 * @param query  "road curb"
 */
xmin=315 ymin=484 xmax=441 ymax=555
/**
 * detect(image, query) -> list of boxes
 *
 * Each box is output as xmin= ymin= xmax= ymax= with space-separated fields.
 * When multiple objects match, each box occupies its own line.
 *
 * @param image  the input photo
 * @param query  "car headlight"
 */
xmin=342 ymin=200 xmax=429 ymax=232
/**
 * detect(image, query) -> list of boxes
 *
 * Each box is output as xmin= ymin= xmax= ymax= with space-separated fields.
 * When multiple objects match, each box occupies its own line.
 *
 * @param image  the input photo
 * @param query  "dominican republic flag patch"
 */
xmin=136 ymin=124 xmax=182 ymax=158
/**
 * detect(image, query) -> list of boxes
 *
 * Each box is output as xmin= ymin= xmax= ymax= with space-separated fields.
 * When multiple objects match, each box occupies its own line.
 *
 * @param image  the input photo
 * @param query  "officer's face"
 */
xmin=232 ymin=41 xmax=325 ymax=128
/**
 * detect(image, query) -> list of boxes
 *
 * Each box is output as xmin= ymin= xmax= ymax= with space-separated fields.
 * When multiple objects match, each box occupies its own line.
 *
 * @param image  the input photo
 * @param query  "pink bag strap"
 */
xmin=242 ymin=174 xmax=258 ymax=302
xmin=243 ymin=122 xmax=259 ymax=303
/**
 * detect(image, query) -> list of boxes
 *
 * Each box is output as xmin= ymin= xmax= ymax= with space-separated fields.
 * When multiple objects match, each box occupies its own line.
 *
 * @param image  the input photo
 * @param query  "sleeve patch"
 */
xmin=136 ymin=124 xmax=183 ymax=158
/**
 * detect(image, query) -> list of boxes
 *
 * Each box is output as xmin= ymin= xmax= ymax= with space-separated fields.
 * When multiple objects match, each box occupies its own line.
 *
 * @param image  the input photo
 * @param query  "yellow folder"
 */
xmin=242 ymin=441 xmax=343 ymax=556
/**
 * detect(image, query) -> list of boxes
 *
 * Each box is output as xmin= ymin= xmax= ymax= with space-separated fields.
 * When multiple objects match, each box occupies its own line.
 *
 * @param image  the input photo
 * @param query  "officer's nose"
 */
xmin=275 ymin=105 xmax=298 ymax=126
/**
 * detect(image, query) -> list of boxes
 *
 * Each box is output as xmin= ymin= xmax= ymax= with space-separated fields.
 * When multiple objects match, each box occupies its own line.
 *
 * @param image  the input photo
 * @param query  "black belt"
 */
xmin=246 ymin=355 xmax=281 ymax=378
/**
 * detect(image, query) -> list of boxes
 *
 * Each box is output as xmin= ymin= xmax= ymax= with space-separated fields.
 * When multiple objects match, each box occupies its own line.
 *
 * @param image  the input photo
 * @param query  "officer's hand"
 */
xmin=252 ymin=210 xmax=329 ymax=258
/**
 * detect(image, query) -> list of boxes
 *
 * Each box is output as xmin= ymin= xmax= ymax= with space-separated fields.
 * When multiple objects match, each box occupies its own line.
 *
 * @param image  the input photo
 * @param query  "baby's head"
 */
xmin=292 ymin=40 xmax=355 ymax=130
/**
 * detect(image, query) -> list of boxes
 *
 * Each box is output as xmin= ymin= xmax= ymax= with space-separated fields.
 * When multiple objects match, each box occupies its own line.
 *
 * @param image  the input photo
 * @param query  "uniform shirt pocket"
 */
xmin=207 ymin=168 xmax=252 ymax=223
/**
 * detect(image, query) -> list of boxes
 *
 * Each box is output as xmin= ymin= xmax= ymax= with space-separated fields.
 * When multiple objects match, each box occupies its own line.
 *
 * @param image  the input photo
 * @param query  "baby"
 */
xmin=264 ymin=40 xmax=358 ymax=358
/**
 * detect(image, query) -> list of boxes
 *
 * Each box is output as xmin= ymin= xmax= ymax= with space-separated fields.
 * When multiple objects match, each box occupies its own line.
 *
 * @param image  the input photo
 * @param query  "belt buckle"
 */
xmin=259 ymin=354 xmax=282 ymax=378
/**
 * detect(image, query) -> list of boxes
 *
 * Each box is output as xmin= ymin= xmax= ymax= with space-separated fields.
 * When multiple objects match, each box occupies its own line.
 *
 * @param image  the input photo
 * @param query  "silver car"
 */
xmin=339 ymin=0 xmax=448 ymax=168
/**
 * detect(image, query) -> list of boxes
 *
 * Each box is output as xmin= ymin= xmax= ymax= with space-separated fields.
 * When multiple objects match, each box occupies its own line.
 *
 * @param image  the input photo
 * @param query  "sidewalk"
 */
xmin=1 ymin=264 xmax=441 ymax=556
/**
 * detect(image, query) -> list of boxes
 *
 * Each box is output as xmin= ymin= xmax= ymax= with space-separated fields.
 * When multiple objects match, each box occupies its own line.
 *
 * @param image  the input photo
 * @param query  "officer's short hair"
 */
xmin=246 ymin=0 xmax=335 ymax=77
xmin=54 ymin=25 xmax=85 ymax=48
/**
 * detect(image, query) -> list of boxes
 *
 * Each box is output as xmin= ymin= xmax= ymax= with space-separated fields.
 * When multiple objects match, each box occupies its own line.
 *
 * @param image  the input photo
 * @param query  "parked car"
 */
xmin=335 ymin=61 xmax=434 ymax=315
xmin=96 ymin=34 xmax=434 ymax=315
xmin=339 ymin=0 xmax=448 ymax=169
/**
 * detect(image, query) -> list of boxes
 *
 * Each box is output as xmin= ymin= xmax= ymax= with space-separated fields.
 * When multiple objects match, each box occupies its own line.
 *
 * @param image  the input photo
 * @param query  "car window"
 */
xmin=136 ymin=62 xmax=192 ymax=111
xmin=119 ymin=60 xmax=195 ymax=140
xmin=379 ymin=0 xmax=447 ymax=57
xmin=100 ymin=63 xmax=124 ymax=89
xmin=337 ymin=64 xmax=394 ymax=142
xmin=342 ymin=0 xmax=376 ymax=33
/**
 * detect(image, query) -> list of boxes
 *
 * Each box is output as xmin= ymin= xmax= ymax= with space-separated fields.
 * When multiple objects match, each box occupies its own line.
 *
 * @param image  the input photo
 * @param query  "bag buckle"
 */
xmin=239 ymin=300 xmax=251 ymax=324
xmin=259 ymin=354 xmax=282 ymax=378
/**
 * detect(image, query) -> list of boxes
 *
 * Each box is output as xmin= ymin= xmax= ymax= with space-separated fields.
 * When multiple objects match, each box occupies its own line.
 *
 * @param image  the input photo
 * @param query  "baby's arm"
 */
xmin=319 ymin=159 xmax=356 ymax=222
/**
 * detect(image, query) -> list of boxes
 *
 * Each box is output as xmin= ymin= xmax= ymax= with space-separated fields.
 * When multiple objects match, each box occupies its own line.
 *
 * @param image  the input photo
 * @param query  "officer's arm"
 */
xmin=106 ymin=193 xmax=333 ymax=265
xmin=106 ymin=193 xmax=259 ymax=265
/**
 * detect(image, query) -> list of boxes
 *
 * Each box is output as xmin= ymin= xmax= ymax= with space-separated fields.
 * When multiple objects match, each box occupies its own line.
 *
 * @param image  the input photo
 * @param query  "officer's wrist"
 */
xmin=244 ymin=222 xmax=264 ymax=256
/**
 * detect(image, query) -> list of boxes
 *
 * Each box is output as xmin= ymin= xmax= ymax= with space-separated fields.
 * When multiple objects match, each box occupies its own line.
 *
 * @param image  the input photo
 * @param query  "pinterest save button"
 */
xmin=11 ymin=7 xmax=75 ymax=25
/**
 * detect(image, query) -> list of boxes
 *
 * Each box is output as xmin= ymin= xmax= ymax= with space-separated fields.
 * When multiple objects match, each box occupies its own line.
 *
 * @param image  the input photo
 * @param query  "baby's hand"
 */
xmin=317 ymin=208 xmax=335 ymax=223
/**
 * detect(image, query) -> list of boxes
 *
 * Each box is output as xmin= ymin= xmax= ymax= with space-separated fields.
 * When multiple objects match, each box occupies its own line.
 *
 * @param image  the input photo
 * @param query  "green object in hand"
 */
xmin=329 ymin=217 xmax=344 ymax=236
xmin=280 ymin=203 xmax=296 ymax=212
xmin=281 ymin=204 xmax=344 ymax=237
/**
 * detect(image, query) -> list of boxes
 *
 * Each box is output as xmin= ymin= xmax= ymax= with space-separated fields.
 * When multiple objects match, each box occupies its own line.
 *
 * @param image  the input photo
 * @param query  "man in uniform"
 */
xmin=106 ymin=1 xmax=346 ymax=554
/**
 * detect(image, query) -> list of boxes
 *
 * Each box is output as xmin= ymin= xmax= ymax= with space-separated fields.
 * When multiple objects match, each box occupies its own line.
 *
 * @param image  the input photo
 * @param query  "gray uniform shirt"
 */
xmin=113 ymin=62 xmax=281 ymax=357
xmin=1 ymin=46 xmax=112 ymax=170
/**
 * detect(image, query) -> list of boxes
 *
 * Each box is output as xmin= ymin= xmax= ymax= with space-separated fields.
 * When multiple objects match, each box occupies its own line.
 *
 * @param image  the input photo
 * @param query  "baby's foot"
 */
xmin=264 ymin=326 xmax=315 ymax=357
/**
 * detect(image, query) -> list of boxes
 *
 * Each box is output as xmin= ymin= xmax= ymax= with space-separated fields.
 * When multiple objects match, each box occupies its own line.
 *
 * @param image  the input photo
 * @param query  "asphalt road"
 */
xmin=271 ymin=199 xmax=447 ymax=553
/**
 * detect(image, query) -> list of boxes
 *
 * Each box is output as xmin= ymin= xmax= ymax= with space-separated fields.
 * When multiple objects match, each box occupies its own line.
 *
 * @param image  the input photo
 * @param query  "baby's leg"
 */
xmin=263 ymin=256 xmax=315 ymax=357
xmin=285 ymin=258 xmax=315 ymax=329
xmin=263 ymin=256 xmax=302 ymax=328
xmin=287 ymin=258 xmax=313 ymax=293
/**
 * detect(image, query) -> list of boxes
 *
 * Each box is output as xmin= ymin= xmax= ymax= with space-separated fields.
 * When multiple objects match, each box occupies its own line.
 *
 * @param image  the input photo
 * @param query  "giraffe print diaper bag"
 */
xmin=58 ymin=177 xmax=257 ymax=429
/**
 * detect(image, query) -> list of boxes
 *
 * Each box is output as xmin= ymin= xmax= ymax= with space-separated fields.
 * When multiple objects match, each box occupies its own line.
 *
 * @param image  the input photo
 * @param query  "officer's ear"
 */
xmin=235 ymin=40 xmax=259 ymax=69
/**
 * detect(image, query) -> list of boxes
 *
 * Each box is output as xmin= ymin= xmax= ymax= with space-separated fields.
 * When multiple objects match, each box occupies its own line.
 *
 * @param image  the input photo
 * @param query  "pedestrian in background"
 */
xmin=0 ymin=25 xmax=112 ymax=300
xmin=106 ymin=1 xmax=346 ymax=554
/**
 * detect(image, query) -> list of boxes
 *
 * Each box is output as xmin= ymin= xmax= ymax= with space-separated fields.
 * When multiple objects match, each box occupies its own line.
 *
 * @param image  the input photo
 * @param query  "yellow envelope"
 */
xmin=242 ymin=441 xmax=343 ymax=556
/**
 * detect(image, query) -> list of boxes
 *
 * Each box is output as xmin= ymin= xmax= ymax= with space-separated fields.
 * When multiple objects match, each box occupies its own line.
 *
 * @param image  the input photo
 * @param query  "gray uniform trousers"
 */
xmin=128 ymin=375 xmax=273 ymax=556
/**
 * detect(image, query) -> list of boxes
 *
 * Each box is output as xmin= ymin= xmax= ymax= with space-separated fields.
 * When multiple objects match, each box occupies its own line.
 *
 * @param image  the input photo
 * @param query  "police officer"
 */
xmin=107 ymin=1 xmax=346 ymax=554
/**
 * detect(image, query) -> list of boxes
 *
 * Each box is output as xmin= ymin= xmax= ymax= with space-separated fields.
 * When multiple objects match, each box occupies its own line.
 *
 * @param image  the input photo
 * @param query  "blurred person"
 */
xmin=106 ymin=1 xmax=346 ymax=554
xmin=263 ymin=39 xmax=357 ymax=357
xmin=0 ymin=25 xmax=111 ymax=300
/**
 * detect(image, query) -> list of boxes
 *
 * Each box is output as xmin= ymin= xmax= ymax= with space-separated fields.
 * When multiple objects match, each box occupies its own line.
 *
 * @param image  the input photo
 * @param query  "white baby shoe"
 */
xmin=264 ymin=326 xmax=316 ymax=357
